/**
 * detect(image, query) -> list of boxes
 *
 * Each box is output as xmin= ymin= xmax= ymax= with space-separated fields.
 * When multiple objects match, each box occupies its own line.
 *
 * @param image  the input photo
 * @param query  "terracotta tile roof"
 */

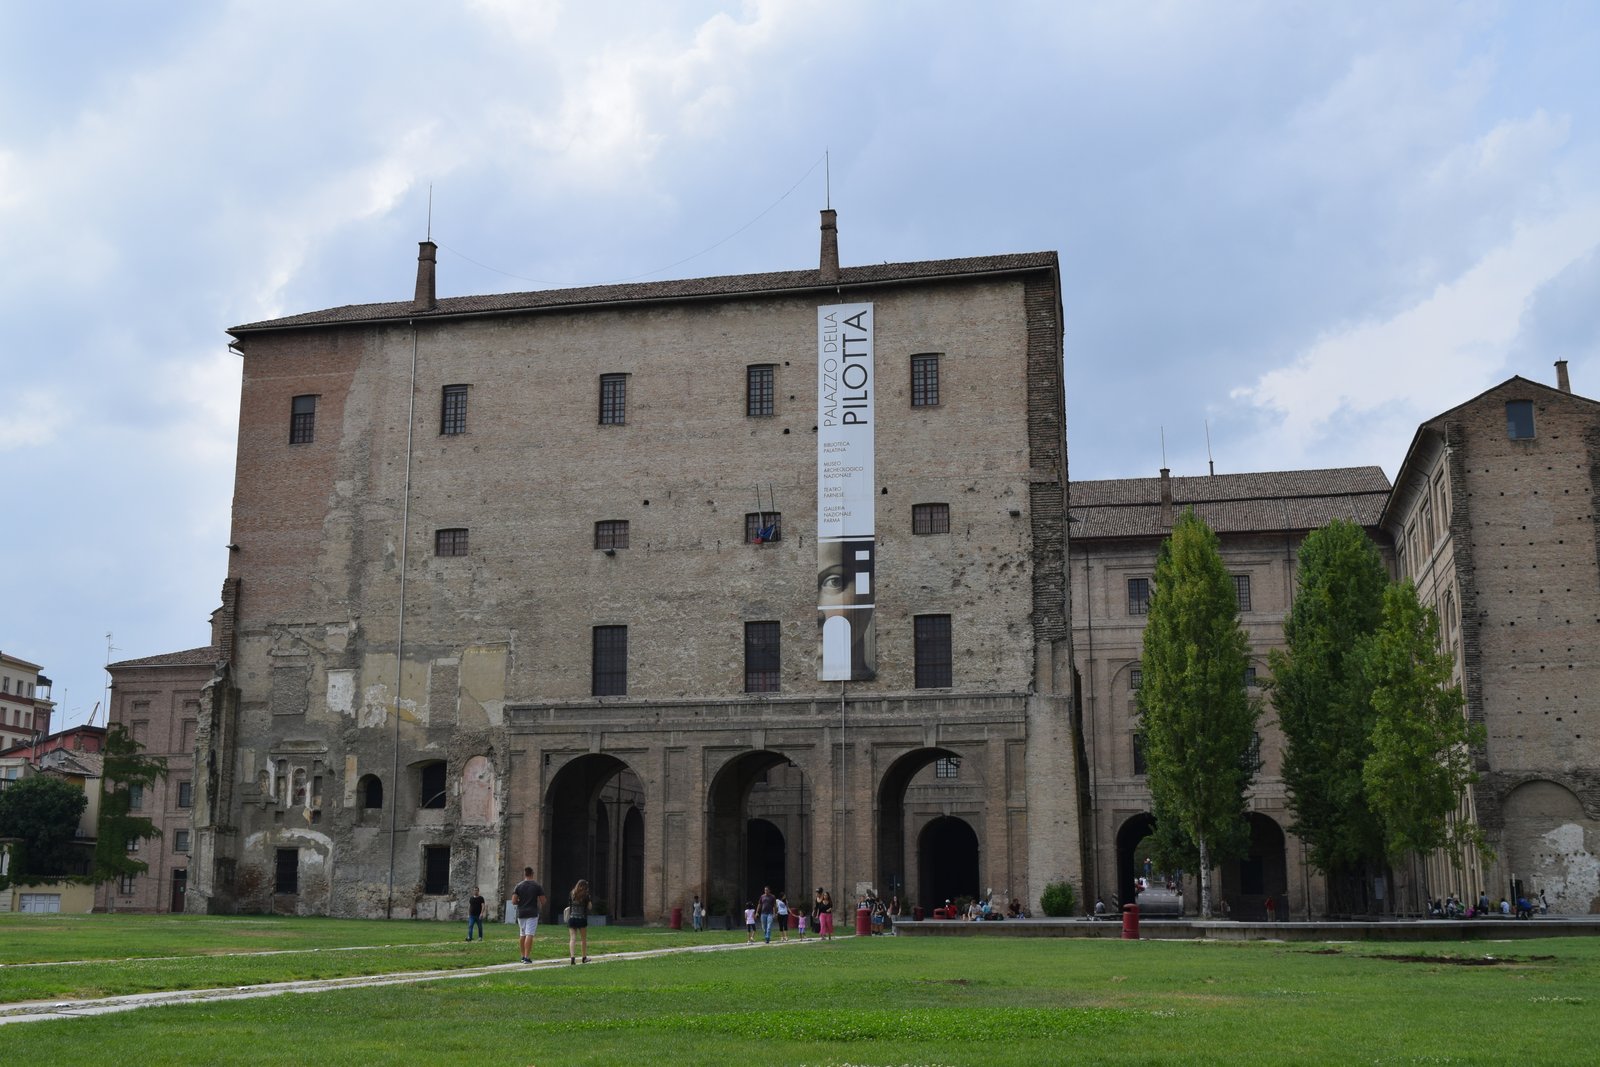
xmin=1070 ymin=467 xmax=1392 ymax=539
xmin=108 ymin=646 xmax=220 ymax=670
xmin=229 ymin=252 xmax=1060 ymax=334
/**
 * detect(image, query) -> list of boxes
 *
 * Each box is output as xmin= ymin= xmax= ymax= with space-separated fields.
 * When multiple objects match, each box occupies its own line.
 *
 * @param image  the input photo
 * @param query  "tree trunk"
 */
xmin=1197 ymin=837 xmax=1212 ymax=919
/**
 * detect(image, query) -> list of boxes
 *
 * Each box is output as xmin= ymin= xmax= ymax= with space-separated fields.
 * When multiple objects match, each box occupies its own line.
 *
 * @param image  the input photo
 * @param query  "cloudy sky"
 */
xmin=4 ymin=1 xmax=1598 ymax=727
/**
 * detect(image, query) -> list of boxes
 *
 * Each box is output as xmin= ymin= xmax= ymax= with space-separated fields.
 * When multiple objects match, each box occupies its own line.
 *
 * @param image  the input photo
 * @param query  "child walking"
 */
xmin=744 ymin=902 xmax=757 ymax=942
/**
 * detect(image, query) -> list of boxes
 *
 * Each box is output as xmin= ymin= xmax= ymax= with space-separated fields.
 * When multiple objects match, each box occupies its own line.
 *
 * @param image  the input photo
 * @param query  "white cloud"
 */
xmin=0 ymin=388 xmax=69 ymax=451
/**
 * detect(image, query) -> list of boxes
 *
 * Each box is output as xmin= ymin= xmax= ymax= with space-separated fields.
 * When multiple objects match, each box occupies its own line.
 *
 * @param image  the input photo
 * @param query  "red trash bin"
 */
xmin=855 ymin=904 xmax=872 ymax=936
xmin=912 ymin=905 xmax=924 ymax=921
xmin=1121 ymin=902 xmax=1140 ymax=940
xmin=671 ymin=906 xmax=683 ymax=930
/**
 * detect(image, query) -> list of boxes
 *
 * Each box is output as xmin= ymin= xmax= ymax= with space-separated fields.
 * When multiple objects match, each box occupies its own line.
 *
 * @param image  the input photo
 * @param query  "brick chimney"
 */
xmin=820 ymin=209 xmax=839 ymax=284
xmin=414 ymin=240 xmax=437 ymax=310
xmin=1556 ymin=359 xmax=1571 ymax=393
xmin=1159 ymin=468 xmax=1173 ymax=527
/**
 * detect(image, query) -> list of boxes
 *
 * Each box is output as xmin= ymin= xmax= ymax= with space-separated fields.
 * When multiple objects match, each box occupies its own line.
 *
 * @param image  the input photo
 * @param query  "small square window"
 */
xmin=175 ymin=830 xmax=190 ymax=853
xmin=744 ymin=621 xmax=781 ymax=693
xmin=1233 ymin=575 xmax=1252 ymax=613
xmin=600 ymin=374 xmax=627 ymax=425
xmin=177 ymin=781 xmax=193 ymax=809
xmin=1127 ymin=578 xmax=1151 ymax=616
xmin=935 ymin=756 xmax=960 ymax=779
xmin=747 ymin=365 xmax=775 ymax=417
xmin=595 ymin=520 xmax=630 ymax=550
xmin=746 ymin=513 xmax=782 ymax=544
xmin=441 ymin=385 xmax=468 ymax=435
xmin=914 ymin=614 xmax=953 ymax=689
xmin=911 ymin=353 xmax=940 ymax=407
xmin=912 ymin=503 xmax=950 ymax=535
xmin=593 ymin=625 xmax=628 ymax=696
xmin=126 ymin=837 xmax=141 ymax=853
xmin=435 ymin=528 xmax=469 ymax=557
xmin=1506 ymin=400 xmax=1535 ymax=440
xmin=290 ymin=395 xmax=317 ymax=444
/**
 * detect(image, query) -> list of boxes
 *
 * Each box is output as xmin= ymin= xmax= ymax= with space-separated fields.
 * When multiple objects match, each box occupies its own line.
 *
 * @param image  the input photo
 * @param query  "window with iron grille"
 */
xmin=911 ymin=353 xmax=940 ymax=407
xmin=435 ymin=528 xmax=469 ymax=556
xmin=1133 ymin=733 xmax=1148 ymax=776
xmin=599 ymin=374 xmax=627 ymax=425
xmin=290 ymin=395 xmax=317 ymax=444
xmin=1127 ymin=578 xmax=1151 ymax=615
xmin=593 ymin=625 xmax=628 ymax=696
xmin=912 ymin=503 xmax=950 ymax=534
xmin=177 ymin=781 xmax=193 ymax=808
xmin=745 ymin=512 xmax=782 ymax=543
xmin=1233 ymin=574 xmax=1252 ymax=613
xmin=1129 ymin=666 xmax=1142 ymax=691
xmin=747 ymin=364 xmax=774 ymax=417
xmin=1241 ymin=732 xmax=1264 ymax=776
xmin=914 ymin=614 xmax=953 ymax=688
xmin=595 ymin=520 xmax=630 ymax=550
xmin=744 ymin=621 xmax=780 ymax=692
xmin=935 ymin=757 xmax=960 ymax=779
xmin=441 ymin=384 xmax=468 ymax=435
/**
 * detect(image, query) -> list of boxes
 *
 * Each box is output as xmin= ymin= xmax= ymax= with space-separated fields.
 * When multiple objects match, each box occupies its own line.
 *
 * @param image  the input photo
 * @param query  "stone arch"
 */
xmin=706 ymin=750 xmax=811 ymax=918
xmin=876 ymin=746 xmax=974 ymax=905
xmin=1219 ymin=812 xmax=1289 ymax=919
xmin=545 ymin=754 xmax=645 ymax=920
xmin=1115 ymin=812 xmax=1157 ymax=909
xmin=1501 ymin=778 xmax=1599 ymax=915
xmin=916 ymin=816 xmax=979 ymax=911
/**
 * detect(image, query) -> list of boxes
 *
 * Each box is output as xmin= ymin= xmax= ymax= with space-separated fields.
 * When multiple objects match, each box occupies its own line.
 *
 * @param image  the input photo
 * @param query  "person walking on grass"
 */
xmin=776 ymin=892 xmax=790 ymax=941
xmin=692 ymin=894 xmax=704 ymax=933
xmin=567 ymin=879 xmax=592 ymax=964
xmin=466 ymin=886 xmax=486 ymax=941
xmin=757 ymin=885 xmax=778 ymax=943
xmin=744 ymin=902 xmax=757 ymax=942
xmin=815 ymin=887 xmax=834 ymax=940
xmin=512 ymin=867 xmax=547 ymax=964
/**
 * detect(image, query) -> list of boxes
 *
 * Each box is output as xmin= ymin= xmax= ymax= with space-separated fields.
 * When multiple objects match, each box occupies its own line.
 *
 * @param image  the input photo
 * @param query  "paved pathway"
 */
xmin=0 ymin=938 xmax=811 ymax=1027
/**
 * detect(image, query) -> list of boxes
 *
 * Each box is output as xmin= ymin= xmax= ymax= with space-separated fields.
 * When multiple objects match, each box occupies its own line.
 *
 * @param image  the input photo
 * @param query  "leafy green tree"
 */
xmin=0 ymin=774 xmax=89 ymax=880
xmin=1362 ymin=581 xmax=1490 ymax=870
xmin=1138 ymin=510 xmax=1261 ymax=918
xmin=1268 ymin=518 xmax=1390 ymax=914
xmin=94 ymin=724 xmax=168 ymax=887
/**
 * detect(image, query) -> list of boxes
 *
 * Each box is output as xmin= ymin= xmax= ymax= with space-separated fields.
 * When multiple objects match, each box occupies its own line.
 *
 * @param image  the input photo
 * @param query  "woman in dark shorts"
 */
xmin=567 ymin=879 xmax=591 ymax=964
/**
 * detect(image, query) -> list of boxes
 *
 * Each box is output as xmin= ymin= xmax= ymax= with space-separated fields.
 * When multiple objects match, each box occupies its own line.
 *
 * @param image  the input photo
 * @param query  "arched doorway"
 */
xmin=1219 ymin=813 xmax=1288 ymax=919
xmin=1115 ymin=812 xmax=1157 ymax=909
xmin=545 ymin=755 xmax=645 ymax=921
xmin=877 ymin=747 xmax=975 ymax=907
xmin=706 ymin=751 xmax=810 ymax=923
xmin=917 ymin=816 xmax=979 ymax=911
xmin=1502 ymin=779 xmax=1598 ymax=915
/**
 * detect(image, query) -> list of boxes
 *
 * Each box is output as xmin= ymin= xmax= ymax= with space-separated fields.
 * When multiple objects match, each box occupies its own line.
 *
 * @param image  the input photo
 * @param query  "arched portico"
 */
xmin=1115 ymin=812 xmax=1157 ymax=909
xmin=1219 ymin=812 xmax=1288 ymax=919
xmin=545 ymin=754 xmax=645 ymax=920
xmin=706 ymin=750 xmax=811 ymax=917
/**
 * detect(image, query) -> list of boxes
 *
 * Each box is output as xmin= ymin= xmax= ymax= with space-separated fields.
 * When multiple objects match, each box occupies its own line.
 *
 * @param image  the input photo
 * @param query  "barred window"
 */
xmin=599 ymin=374 xmax=627 ymax=425
xmin=747 ymin=364 xmax=775 ymax=417
xmin=912 ymin=503 xmax=950 ymax=534
xmin=435 ymin=528 xmax=469 ymax=557
xmin=1233 ymin=575 xmax=1252 ymax=613
xmin=1129 ymin=666 xmax=1142 ymax=691
xmin=935 ymin=757 xmax=960 ymax=779
xmin=1241 ymin=733 xmax=1264 ymax=776
xmin=593 ymin=625 xmax=628 ymax=696
xmin=746 ymin=512 xmax=782 ymax=544
xmin=441 ymin=384 xmax=468 ymax=435
xmin=289 ymin=395 xmax=317 ymax=444
xmin=911 ymin=353 xmax=940 ymax=407
xmin=744 ymin=621 xmax=781 ymax=693
xmin=595 ymin=520 xmax=630 ymax=550
xmin=914 ymin=614 xmax=953 ymax=688
xmin=1128 ymin=578 xmax=1151 ymax=616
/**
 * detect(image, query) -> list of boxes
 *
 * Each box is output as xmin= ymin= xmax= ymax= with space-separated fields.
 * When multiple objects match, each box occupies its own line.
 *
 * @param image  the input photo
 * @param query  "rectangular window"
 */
xmin=599 ymin=374 xmax=627 ymax=425
xmin=746 ymin=512 xmax=782 ymax=544
xmin=1243 ymin=667 xmax=1258 ymax=689
xmin=423 ymin=845 xmax=451 ymax=895
xmin=592 ymin=625 xmax=628 ymax=696
xmin=275 ymin=848 xmax=299 ymax=894
xmin=126 ymin=837 xmax=140 ymax=853
xmin=435 ymin=528 xmax=469 ymax=557
xmin=747 ymin=364 xmax=774 ymax=417
xmin=935 ymin=757 xmax=960 ymax=779
xmin=1242 ymin=732 xmax=1264 ymax=776
xmin=744 ymin=621 xmax=781 ymax=693
xmin=1129 ymin=666 xmax=1142 ymax=691
xmin=914 ymin=614 xmax=953 ymax=689
xmin=128 ymin=783 xmax=144 ymax=810
xmin=441 ymin=384 xmax=468 ymax=435
xmin=118 ymin=875 xmax=137 ymax=895
xmin=594 ymin=520 xmax=630 ymax=550
xmin=175 ymin=830 xmax=190 ymax=853
xmin=177 ymin=781 xmax=193 ymax=809
xmin=1506 ymin=400 xmax=1535 ymax=440
xmin=1233 ymin=575 xmax=1252 ymax=613
xmin=1127 ymin=578 xmax=1151 ymax=616
xmin=289 ymin=395 xmax=317 ymax=444
xmin=911 ymin=353 xmax=940 ymax=407
xmin=912 ymin=503 xmax=950 ymax=535
xmin=1133 ymin=733 xmax=1148 ymax=776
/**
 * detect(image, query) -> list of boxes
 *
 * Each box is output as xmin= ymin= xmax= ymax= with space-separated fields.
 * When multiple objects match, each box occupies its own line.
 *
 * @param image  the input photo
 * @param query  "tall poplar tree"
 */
xmin=1362 ymin=581 xmax=1489 ymax=869
xmin=1138 ymin=510 xmax=1260 ymax=918
xmin=1268 ymin=519 xmax=1389 ymax=914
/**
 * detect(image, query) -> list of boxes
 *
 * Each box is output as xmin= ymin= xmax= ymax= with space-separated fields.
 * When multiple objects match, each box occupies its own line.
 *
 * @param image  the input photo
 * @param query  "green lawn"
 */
xmin=3 ymin=915 xmax=1597 ymax=1065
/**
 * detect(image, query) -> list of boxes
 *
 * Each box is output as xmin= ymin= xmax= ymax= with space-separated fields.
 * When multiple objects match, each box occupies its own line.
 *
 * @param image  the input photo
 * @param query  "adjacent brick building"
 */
xmin=191 ymin=214 xmax=1080 ymax=921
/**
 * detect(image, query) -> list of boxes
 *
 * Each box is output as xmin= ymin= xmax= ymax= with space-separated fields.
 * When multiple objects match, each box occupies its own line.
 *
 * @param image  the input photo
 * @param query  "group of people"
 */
xmin=736 ymin=886 xmax=837 ymax=942
xmin=1430 ymin=890 xmax=1547 ymax=919
xmin=498 ymin=867 xmax=595 ymax=965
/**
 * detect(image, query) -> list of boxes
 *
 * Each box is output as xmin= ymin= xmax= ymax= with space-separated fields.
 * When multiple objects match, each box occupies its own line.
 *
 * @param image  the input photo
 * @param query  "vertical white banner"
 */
xmin=817 ymin=303 xmax=876 ymax=681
